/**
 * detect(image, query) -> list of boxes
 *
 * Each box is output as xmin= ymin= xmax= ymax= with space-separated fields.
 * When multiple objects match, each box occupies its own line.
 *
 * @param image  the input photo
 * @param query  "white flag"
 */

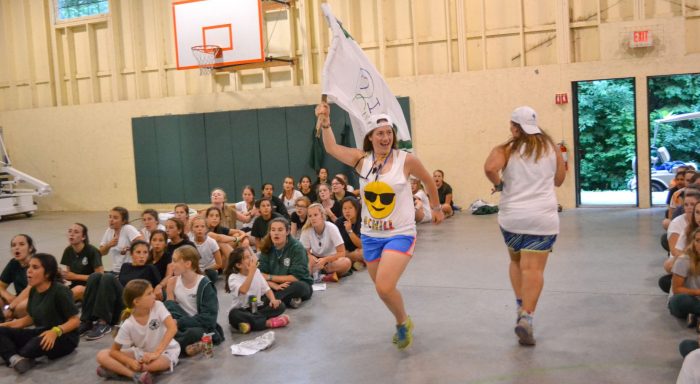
xmin=320 ymin=4 xmax=412 ymax=149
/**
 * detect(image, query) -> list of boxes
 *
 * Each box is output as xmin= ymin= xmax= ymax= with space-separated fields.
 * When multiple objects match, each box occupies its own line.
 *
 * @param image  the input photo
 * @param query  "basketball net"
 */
xmin=191 ymin=45 xmax=221 ymax=75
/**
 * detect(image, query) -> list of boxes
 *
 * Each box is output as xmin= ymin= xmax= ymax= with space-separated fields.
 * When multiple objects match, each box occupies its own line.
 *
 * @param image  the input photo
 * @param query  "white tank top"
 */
xmin=498 ymin=145 xmax=559 ymax=235
xmin=359 ymin=150 xmax=416 ymax=237
xmin=174 ymin=275 xmax=204 ymax=317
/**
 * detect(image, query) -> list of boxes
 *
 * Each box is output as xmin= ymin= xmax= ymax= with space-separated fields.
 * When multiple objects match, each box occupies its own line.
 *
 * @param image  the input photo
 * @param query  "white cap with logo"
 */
xmin=365 ymin=113 xmax=394 ymax=136
xmin=511 ymin=106 xmax=541 ymax=134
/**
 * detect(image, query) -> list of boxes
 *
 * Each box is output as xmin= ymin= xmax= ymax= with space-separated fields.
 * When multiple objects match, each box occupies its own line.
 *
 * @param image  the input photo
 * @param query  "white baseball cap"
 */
xmin=511 ymin=106 xmax=541 ymax=134
xmin=366 ymin=113 xmax=394 ymax=133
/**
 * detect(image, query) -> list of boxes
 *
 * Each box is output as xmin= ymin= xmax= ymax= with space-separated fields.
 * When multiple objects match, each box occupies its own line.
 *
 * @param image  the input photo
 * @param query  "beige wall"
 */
xmin=2 ymin=52 xmax=700 ymax=212
xmin=1 ymin=1 xmax=700 ymax=212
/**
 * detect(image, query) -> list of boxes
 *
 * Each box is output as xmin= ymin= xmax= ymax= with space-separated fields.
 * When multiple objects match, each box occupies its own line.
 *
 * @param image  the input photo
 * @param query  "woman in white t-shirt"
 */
xmin=99 ymin=207 xmax=144 ymax=274
xmin=299 ymin=204 xmax=351 ymax=282
xmin=235 ymin=186 xmax=258 ymax=232
xmin=671 ymin=228 xmax=700 ymax=358
xmin=484 ymin=106 xmax=566 ymax=346
xmin=280 ymin=176 xmax=304 ymax=216
xmin=96 ymin=279 xmax=179 ymax=383
xmin=664 ymin=193 xmax=700 ymax=274
xmin=410 ymin=177 xmax=432 ymax=224
xmin=225 ymin=247 xmax=288 ymax=334
xmin=190 ymin=216 xmax=222 ymax=285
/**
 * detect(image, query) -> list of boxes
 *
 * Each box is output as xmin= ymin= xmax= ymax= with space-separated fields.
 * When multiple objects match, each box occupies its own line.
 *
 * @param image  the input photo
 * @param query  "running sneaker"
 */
xmin=133 ymin=371 xmax=153 ymax=384
xmin=12 ymin=357 xmax=34 ymax=374
xmin=515 ymin=313 xmax=535 ymax=346
xmin=266 ymin=315 xmax=290 ymax=329
xmin=288 ymin=297 xmax=302 ymax=309
xmin=85 ymin=321 xmax=112 ymax=341
xmin=78 ymin=320 xmax=93 ymax=336
xmin=394 ymin=316 xmax=414 ymax=350
xmin=689 ymin=313 xmax=698 ymax=328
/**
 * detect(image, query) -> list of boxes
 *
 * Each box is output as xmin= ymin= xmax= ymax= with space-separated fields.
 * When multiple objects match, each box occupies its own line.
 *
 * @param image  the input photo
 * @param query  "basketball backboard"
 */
xmin=173 ymin=0 xmax=264 ymax=70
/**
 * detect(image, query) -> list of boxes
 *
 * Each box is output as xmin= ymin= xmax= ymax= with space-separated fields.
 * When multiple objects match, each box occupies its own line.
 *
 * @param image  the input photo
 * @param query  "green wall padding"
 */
xmin=132 ymin=97 xmax=411 ymax=204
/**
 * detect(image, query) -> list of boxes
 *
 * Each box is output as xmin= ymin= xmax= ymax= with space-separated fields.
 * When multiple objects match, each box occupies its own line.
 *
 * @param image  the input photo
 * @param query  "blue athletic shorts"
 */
xmin=360 ymin=235 xmax=416 ymax=263
xmin=500 ymin=227 xmax=557 ymax=252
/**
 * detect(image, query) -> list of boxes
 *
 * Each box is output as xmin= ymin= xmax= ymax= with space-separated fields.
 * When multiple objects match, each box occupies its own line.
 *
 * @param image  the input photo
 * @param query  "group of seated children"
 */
xmin=0 ymin=166 xmax=454 ymax=379
xmin=657 ymin=165 xmax=700 ymax=370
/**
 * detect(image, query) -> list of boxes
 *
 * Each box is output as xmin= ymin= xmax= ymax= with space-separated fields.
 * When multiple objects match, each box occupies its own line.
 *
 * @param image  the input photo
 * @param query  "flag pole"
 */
xmin=316 ymin=94 xmax=328 ymax=138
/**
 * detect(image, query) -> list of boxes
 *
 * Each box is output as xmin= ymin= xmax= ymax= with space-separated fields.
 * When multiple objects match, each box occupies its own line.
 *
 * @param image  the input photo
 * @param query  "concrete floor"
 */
xmin=0 ymin=208 xmax=688 ymax=383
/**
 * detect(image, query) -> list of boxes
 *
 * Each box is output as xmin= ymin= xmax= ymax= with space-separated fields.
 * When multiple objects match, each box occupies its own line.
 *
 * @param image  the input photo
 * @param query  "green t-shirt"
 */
xmin=28 ymin=282 xmax=79 ymax=329
xmin=0 ymin=259 xmax=28 ymax=294
xmin=60 ymin=244 xmax=103 ymax=285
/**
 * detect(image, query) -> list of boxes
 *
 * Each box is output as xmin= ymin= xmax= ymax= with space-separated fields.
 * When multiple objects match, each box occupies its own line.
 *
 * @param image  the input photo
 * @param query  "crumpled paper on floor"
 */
xmin=230 ymin=331 xmax=275 ymax=356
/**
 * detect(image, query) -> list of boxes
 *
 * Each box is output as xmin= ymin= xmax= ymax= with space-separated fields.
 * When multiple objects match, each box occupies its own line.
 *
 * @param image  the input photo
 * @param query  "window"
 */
xmin=55 ymin=0 xmax=109 ymax=21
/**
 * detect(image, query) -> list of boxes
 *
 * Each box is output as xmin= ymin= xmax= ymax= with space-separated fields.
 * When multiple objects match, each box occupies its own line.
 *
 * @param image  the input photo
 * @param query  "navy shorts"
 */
xmin=500 ymin=227 xmax=557 ymax=253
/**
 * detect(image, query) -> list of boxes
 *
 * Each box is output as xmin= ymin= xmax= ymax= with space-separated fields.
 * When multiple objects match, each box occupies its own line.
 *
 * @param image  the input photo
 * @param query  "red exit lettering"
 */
xmin=634 ymin=30 xmax=649 ymax=43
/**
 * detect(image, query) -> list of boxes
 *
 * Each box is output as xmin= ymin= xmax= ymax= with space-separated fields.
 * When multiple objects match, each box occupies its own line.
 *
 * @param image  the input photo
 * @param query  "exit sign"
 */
xmin=630 ymin=30 xmax=653 ymax=48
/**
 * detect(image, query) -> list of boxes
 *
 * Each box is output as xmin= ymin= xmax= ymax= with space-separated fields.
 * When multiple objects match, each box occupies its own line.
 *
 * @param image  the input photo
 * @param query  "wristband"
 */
xmin=267 ymin=274 xmax=273 ymax=282
xmin=52 ymin=326 xmax=63 ymax=337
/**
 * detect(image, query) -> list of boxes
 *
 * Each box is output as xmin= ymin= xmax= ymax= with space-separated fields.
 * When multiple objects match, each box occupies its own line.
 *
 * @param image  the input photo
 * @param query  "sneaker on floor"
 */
xmin=96 ymin=366 xmax=120 ymax=379
xmin=78 ymin=320 xmax=93 ymax=336
xmin=13 ymin=357 xmax=35 ymax=374
xmin=321 ymin=272 xmax=339 ymax=283
xmin=688 ymin=313 xmax=698 ymax=328
xmin=266 ymin=314 xmax=290 ymax=329
xmin=186 ymin=342 xmax=205 ymax=357
xmin=85 ymin=321 xmax=112 ymax=341
xmin=515 ymin=314 xmax=535 ymax=346
xmin=288 ymin=297 xmax=302 ymax=309
xmin=133 ymin=371 xmax=153 ymax=384
xmin=238 ymin=322 xmax=251 ymax=334
xmin=352 ymin=261 xmax=366 ymax=271
xmin=395 ymin=316 xmax=414 ymax=350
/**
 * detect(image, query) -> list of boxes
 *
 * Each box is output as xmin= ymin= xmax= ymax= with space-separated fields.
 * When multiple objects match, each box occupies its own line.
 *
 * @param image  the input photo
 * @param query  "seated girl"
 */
xmin=335 ymin=197 xmax=364 ymax=271
xmin=205 ymin=207 xmax=249 ymax=267
xmin=140 ymin=209 xmax=165 ymax=241
xmin=98 ymin=207 xmax=144 ymax=274
xmin=96 ymin=279 xmax=179 ymax=383
xmin=330 ymin=176 xmax=350 ymax=220
xmin=210 ymin=188 xmax=250 ymax=229
xmin=173 ymin=204 xmax=193 ymax=239
xmin=258 ymin=218 xmax=313 ymax=308
xmin=0 ymin=234 xmax=35 ymax=322
xmin=82 ymin=241 xmax=161 ymax=341
xmin=671 ymin=228 xmax=700 ymax=358
xmin=298 ymin=176 xmax=317 ymax=203
xmin=251 ymin=198 xmax=284 ymax=245
xmin=316 ymin=183 xmax=338 ymax=222
xmin=0 ymin=253 xmax=80 ymax=375
xmin=411 ymin=176 xmax=432 ymax=224
xmin=191 ymin=216 xmax=223 ymax=285
xmin=225 ymin=247 xmax=289 ymax=334
xmin=300 ymin=204 xmax=351 ymax=282
xmin=164 ymin=246 xmax=224 ymax=356
xmin=61 ymin=223 xmax=103 ymax=301
xmin=148 ymin=230 xmax=172 ymax=300
xmin=235 ymin=185 xmax=258 ymax=233
xmin=280 ymin=176 xmax=304 ymax=216
xmin=290 ymin=196 xmax=311 ymax=239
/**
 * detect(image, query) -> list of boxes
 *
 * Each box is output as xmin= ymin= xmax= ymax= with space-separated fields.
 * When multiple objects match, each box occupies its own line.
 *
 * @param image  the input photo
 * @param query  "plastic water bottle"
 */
xmin=249 ymin=296 xmax=258 ymax=314
xmin=201 ymin=333 xmax=214 ymax=358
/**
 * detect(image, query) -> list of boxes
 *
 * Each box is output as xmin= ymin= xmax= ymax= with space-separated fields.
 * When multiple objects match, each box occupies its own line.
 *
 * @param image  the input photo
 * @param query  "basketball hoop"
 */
xmin=191 ymin=45 xmax=221 ymax=75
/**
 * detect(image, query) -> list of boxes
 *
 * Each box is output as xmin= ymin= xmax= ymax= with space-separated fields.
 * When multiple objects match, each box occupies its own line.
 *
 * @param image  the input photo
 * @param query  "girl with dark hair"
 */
xmin=164 ymin=245 xmax=224 ymax=356
xmin=82 ymin=241 xmax=161 ymax=341
xmin=0 ymin=253 xmax=80 ymax=374
xmin=1 ymin=234 xmax=36 ymax=322
xmin=173 ymin=204 xmax=192 ymax=239
xmin=148 ymin=230 xmax=172 ymax=294
xmin=99 ymin=207 xmax=143 ymax=273
xmin=61 ymin=223 xmax=103 ymax=301
xmin=96 ymin=279 xmax=179 ymax=383
xmin=280 ymin=176 xmax=304 ymax=216
xmin=330 ymin=176 xmax=349 ymax=219
xmin=336 ymin=197 xmax=364 ymax=270
xmin=205 ymin=206 xmax=250 ymax=267
xmin=140 ymin=209 xmax=165 ymax=241
xmin=317 ymin=103 xmax=443 ymax=350
xmin=225 ymin=247 xmax=289 ymax=334
xmin=298 ymin=175 xmax=317 ymax=202
xmin=315 ymin=167 xmax=329 ymax=186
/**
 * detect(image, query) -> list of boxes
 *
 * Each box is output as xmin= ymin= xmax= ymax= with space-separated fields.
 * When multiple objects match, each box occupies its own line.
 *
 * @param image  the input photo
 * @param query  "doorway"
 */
xmin=573 ymin=78 xmax=638 ymax=206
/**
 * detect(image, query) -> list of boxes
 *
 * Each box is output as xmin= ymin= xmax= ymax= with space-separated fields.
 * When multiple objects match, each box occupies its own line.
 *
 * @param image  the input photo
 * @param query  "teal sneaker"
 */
xmin=394 ymin=317 xmax=414 ymax=350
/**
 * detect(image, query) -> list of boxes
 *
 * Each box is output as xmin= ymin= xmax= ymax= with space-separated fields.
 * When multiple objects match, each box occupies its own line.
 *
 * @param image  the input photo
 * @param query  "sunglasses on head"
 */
xmin=364 ymin=191 xmax=395 ymax=205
